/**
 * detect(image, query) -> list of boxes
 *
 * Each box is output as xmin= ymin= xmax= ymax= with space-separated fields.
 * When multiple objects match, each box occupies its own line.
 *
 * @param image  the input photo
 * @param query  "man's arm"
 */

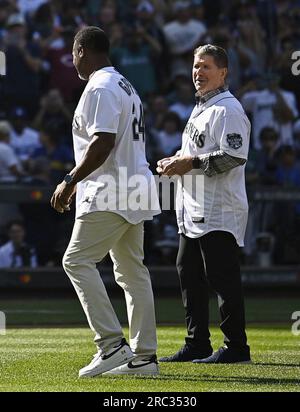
xmin=68 ymin=132 xmax=115 ymax=184
xmin=194 ymin=150 xmax=246 ymax=177
xmin=50 ymin=132 xmax=115 ymax=213
xmin=157 ymin=150 xmax=246 ymax=177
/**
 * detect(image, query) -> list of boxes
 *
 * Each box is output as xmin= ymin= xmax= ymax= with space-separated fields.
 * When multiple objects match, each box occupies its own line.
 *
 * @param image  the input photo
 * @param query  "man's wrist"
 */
xmin=63 ymin=174 xmax=76 ymax=186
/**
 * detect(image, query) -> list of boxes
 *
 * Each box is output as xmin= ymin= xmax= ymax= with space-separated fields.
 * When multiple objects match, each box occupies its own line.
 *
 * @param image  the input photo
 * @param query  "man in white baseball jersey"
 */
xmin=51 ymin=27 xmax=160 ymax=377
xmin=157 ymin=44 xmax=251 ymax=364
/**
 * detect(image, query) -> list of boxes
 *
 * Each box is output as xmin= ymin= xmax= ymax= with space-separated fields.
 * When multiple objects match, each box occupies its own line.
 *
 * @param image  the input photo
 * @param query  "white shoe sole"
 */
xmin=103 ymin=369 xmax=159 ymax=376
xmin=79 ymin=351 xmax=135 ymax=378
xmin=103 ymin=365 xmax=159 ymax=376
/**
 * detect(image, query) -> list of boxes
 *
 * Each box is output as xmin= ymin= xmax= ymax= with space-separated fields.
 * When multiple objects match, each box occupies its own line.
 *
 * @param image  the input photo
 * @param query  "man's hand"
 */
xmin=156 ymin=157 xmax=172 ymax=174
xmin=157 ymin=156 xmax=193 ymax=177
xmin=50 ymin=182 xmax=76 ymax=213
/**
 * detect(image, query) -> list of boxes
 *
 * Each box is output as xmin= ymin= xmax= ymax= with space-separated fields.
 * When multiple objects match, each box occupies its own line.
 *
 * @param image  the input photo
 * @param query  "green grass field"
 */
xmin=0 ymin=297 xmax=300 ymax=392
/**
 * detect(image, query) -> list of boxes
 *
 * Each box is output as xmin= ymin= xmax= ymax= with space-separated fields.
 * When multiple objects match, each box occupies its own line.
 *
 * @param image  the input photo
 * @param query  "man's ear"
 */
xmin=222 ymin=67 xmax=228 ymax=81
xmin=78 ymin=46 xmax=84 ymax=58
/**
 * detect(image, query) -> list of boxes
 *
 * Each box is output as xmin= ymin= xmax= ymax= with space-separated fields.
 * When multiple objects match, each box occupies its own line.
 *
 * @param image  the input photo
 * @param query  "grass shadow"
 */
xmin=253 ymin=362 xmax=300 ymax=368
xmin=115 ymin=373 xmax=300 ymax=387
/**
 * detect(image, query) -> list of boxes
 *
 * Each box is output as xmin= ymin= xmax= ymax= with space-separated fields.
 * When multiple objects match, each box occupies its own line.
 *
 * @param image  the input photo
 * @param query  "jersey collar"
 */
xmin=195 ymin=85 xmax=229 ymax=105
xmin=89 ymin=66 xmax=117 ymax=80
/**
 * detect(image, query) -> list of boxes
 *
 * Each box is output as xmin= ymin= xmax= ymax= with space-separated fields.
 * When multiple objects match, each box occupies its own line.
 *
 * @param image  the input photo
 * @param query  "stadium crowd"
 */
xmin=0 ymin=0 xmax=300 ymax=268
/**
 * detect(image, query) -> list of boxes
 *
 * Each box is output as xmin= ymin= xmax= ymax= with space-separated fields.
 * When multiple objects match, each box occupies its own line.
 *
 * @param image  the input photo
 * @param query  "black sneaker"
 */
xmin=193 ymin=346 xmax=251 ymax=364
xmin=159 ymin=344 xmax=213 ymax=362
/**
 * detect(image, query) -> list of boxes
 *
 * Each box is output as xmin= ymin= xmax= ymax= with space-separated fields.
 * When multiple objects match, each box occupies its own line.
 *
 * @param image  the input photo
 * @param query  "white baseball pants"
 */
xmin=62 ymin=211 xmax=157 ymax=358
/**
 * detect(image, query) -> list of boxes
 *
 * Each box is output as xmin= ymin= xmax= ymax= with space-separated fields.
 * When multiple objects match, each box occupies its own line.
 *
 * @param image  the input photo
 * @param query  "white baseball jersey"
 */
xmin=176 ymin=90 xmax=251 ymax=246
xmin=72 ymin=66 xmax=160 ymax=223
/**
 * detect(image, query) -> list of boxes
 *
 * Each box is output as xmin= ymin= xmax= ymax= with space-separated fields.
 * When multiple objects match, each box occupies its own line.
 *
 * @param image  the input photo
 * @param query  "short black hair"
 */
xmin=74 ymin=26 xmax=110 ymax=54
xmin=194 ymin=44 xmax=228 ymax=69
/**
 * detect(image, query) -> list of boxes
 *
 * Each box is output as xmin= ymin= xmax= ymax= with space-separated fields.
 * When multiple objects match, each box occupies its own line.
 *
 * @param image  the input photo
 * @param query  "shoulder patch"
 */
xmin=226 ymin=133 xmax=242 ymax=149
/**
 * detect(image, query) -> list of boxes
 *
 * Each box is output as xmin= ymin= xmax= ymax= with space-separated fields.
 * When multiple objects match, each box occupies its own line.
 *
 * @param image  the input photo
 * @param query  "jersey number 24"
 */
xmin=132 ymin=103 xmax=145 ymax=142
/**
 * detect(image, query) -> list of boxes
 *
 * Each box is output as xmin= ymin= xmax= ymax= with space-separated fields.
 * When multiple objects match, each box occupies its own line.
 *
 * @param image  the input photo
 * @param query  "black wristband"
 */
xmin=192 ymin=156 xmax=201 ymax=169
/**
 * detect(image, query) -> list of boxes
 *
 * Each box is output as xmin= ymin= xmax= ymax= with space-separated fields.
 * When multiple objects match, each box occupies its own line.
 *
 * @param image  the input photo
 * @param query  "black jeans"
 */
xmin=176 ymin=231 xmax=248 ymax=351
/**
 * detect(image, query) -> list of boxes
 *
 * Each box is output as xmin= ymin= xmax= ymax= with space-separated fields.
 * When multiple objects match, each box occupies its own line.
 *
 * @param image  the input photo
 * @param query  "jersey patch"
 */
xmin=226 ymin=133 xmax=243 ymax=150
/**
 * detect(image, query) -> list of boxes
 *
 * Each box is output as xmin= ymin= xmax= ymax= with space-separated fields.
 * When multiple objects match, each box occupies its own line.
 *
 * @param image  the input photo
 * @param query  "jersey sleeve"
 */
xmin=85 ymin=88 xmax=122 ymax=137
xmin=214 ymin=112 xmax=250 ymax=160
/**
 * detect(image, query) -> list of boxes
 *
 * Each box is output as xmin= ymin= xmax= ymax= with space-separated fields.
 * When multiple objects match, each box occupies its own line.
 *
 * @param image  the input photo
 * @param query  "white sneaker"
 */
xmin=79 ymin=338 xmax=135 ymax=378
xmin=103 ymin=355 xmax=159 ymax=376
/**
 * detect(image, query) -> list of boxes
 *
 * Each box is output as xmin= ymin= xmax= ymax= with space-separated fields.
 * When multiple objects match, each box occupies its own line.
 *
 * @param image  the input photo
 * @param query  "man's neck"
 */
xmin=195 ymin=84 xmax=228 ymax=105
xmin=88 ymin=59 xmax=112 ymax=80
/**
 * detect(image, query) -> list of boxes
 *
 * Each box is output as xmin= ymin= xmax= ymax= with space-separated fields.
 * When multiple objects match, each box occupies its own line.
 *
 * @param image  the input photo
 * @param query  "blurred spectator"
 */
xmin=29 ymin=122 xmax=74 ymax=184
xmin=200 ymin=0 xmax=222 ymax=27
xmin=2 ymin=12 xmax=46 ymax=118
xmin=145 ymin=94 xmax=169 ymax=131
xmin=211 ymin=29 xmax=243 ymax=93
xmin=29 ymin=1 xmax=54 ymax=41
xmin=109 ymin=21 xmax=123 ymax=49
xmin=111 ymin=24 xmax=160 ymax=99
xmin=45 ymin=27 xmax=83 ymax=104
xmin=275 ymin=145 xmax=300 ymax=190
xmin=255 ymin=127 xmax=281 ymax=185
xmin=169 ymin=59 xmax=191 ymax=85
xmin=135 ymin=0 xmax=168 ymax=86
xmin=33 ymin=89 xmax=73 ymax=142
xmin=163 ymin=1 xmax=206 ymax=56
xmin=191 ymin=0 xmax=206 ymax=23
xmin=0 ymin=1 xmax=11 ymax=45
xmin=152 ymin=111 xmax=182 ymax=160
xmin=96 ymin=1 xmax=117 ymax=34
xmin=244 ymin=127 xmax=281 ymax=260
xmin=0 ymin=120 xmax=24 ymax=182
xmin=168 ymin=79 xmax=194 ymax=124
xmin=52 ymin=0 xmax=85 ymax=29
xmin=9 ymin=107 xmax=40 ymax=164
xmin=241 ymin=73 xmax=298 ymax=149
xmin=273 ymin=145 xmax=300 ymax=263
xmin=0 ymin=219 xmax=38 ymax=268
xmin=256 ymin=0 xmax=277 ymax=53
xmin=234 ymin=0 xmax=267 ymax=75
xmin=17 ymin=0 xmax=49 ymax=18
xmin=163 ymin=0 xmax=206 ymax=75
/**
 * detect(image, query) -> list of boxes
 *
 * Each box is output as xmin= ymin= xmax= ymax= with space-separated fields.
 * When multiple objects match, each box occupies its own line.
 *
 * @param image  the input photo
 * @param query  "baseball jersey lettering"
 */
xmin=176 ymin=90 xmax=251 ymax=246
xmin=118 ymin=77 xmax=136 ymax=96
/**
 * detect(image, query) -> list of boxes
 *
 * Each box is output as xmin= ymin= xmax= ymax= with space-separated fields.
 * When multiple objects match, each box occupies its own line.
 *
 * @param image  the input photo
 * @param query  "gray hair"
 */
xmin=194 ymin=44 xmax=228 ymax=69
